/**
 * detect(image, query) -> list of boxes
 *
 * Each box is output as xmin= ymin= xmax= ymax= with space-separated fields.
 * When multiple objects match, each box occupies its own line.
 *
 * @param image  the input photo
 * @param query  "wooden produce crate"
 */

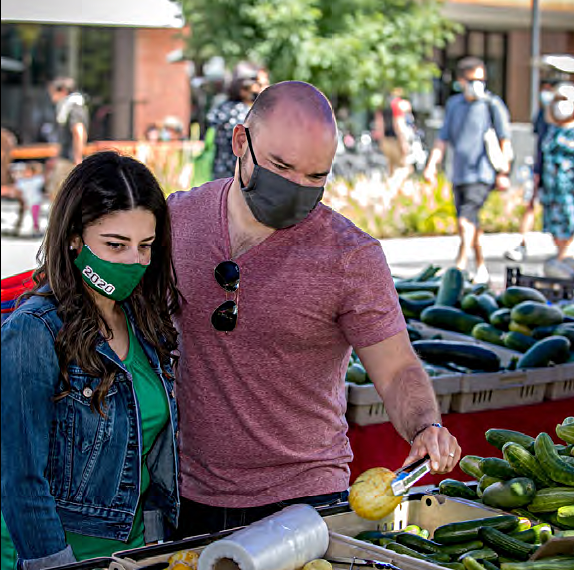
xmin=346 ymin=374 xmax=461 ymax=426
xmin=544 ymin=362 xmax=574 ymax=400
xmin=450 ymin=367 xmax=557 ymax=413
xmin=326 ymin=494 xmax=502 ymax=570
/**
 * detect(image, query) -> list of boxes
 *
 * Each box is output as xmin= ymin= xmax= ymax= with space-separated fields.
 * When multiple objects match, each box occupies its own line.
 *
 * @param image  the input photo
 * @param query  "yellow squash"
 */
xmin=348 ymin=467 xmax=403 ymax=521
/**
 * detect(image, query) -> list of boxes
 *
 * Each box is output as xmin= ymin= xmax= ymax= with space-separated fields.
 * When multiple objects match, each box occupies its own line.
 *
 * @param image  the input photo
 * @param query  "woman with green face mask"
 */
xmin=1 ymin=151 xmax=181 ymax=569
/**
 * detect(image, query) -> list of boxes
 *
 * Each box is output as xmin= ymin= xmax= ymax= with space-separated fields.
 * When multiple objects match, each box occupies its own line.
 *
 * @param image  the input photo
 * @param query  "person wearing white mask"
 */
xmin=505 ymin=79 xmax=558 ymax=263
xmin=424 ymin=57 xmax=513 ymax=284
xmin=538 ymin=82 xmax=574 ymax=279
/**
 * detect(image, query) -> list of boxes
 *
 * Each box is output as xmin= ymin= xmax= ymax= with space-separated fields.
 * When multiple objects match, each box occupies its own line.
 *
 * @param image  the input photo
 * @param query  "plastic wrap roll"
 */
xmin=197 ymin=504 xmax=329 ymax=570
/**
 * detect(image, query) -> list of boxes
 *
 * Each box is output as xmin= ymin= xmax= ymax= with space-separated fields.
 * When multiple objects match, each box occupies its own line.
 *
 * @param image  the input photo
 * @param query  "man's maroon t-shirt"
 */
xmin=168 ymin=178 xmax=405 ymax=507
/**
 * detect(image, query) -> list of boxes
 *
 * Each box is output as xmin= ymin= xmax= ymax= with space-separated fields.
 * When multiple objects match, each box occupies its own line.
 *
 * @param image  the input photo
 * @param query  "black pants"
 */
xmin=168 ymin=490 xmax=349 ymax=539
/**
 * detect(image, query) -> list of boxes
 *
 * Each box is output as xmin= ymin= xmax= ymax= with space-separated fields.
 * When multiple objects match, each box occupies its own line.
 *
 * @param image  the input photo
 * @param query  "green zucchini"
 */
xmin=552 ymin=324 xmax=574 ymax=345
xmin=407 ymin=324 xmax=423 ymax=342
xmin=486 ymin=429 xmax=536 ymax=451
xmin=472 ymin=323 xmax=506 ymax=346
xmin=396 ymin=532 xmax=444 ymax=554
xmin=410 ymin=265 xmax=442 ymax=282
xmin=436 ymin=267 xmax=465 ymax=307
xmin=480 ymin=457 xmax=518 ymax=480
xmin=412 ymin=340 xmax=501 ymax=372
xmin=478 ymin=526 xmax=536 ymax=561
xmin=384 ymin=541 xmax=450 ymax=562
xmin=399 ymin=295 xmax=435 ymax=319
xmin=478 ymin=475 xmax=504 ymax=498
xmin=481 ymin=477 xmax=536 ymax=509
xmin=517 ymin=336 xmax=572 ymax=369
xmin=479 ymin=561 xmax=499 ymax=570
xmin=433 ymin=515 xmax=519 ymax=545
xmin=511 ymin=301 xmax=564 ymax=328
xmin=556 ymin=418 xmax=574 ymax=445
xmin=459 ymin=549 xmax=498 ymax=562
xmin=440 ymin=479 xmax=479 ymax=500
xmin=532 ymin=325 xmax=560 ymax=340
xmin=421 ymin=306 xmax=485 ymax=335
xmin=534 ymin=432 xmax=574 ymax=486
xmin=509 ymin=321 xmax=534 ymax=336
xmin=490 ymin=308 xmax=512 ymax=331
xmin=508 ymin=528 xmax=538 ymax=543
xmin=500 ymin=558 xmax=574 ymax=570
xmin=501 ymin=286 xmax=548 ymax=308
xmin=395 ymin=281 xmax=442 ymax=293
xmin=557 ymin=443 xmax=574 ymax=456
xmin=402 ymin=290 xmax=436 ymax=301
xmin=460 ymin=455 xmax=485 ymax=480
xmin=462 ymin=556 xmax=488 ymax=570
xmin=438 ymin=540 xmax=485 ymax=558
xmin=440 ymin=563 xmax=466 ymax=570
xmin=557 ymin=505 xmax=574 ymax=528
xmin=527 ymin=487 xmax=574 ymax=512
xmin=502 ymin=442 xmax=556 ymax=488
xmin=503 ymin=331 xmax=537 ymax=353
xmin=354 ymin=529 xmax=402 ymax=542
xmin=462 ymin=294 xmax=499 ymax=320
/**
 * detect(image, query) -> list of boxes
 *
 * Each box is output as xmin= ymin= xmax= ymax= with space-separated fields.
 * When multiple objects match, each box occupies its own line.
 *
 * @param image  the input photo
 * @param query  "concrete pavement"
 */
xmin=1 ymin=198 xmax=557 ymax=290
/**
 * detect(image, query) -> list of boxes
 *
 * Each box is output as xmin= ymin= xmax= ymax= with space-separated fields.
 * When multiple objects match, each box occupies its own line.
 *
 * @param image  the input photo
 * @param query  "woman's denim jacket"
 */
xmin=1 ymin=290 xmax=180 ymax=570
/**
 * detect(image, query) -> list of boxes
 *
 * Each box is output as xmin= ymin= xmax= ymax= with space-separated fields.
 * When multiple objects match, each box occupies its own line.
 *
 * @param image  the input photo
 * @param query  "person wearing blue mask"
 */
xmin=424 ymin=57 xmax=513 ymax=285
xmin=168 ymin=80 xmax=460 ymax=537
xmin=1 ymin=151 xmax=181 ymax=569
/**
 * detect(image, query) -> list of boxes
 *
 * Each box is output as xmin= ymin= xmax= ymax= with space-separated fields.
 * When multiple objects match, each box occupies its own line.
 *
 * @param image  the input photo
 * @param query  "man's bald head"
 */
xmin=245 ymin=81 xmax=337 ymax=136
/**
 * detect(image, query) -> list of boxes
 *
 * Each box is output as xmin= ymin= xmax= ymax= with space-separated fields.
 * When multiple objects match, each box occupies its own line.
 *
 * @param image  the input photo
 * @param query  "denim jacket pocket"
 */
xmin=50 ymin=369 xmax=120 ymax=503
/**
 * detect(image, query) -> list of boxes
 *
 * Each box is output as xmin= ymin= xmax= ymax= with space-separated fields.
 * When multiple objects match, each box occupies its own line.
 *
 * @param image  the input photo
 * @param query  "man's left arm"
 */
xmin=492 ymin=98 xmax=514 ymax=170
xmin=71 ymin=122 xmax=87 ymax=165
xmin=356 ymin=329 xmax=461 ymax=474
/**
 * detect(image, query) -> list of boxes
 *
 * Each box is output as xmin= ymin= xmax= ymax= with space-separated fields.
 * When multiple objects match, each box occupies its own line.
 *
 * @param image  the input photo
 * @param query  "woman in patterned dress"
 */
xmin=540 ymin=82 xmax=574 ymax=279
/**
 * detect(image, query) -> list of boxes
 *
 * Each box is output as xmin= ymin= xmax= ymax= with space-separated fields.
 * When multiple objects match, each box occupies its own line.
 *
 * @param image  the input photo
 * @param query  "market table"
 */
xmin=347 ymin=397 xmax=574 ymax=486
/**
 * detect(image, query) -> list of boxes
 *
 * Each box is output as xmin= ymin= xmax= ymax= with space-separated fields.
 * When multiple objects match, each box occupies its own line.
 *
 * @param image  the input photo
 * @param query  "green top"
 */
xmin=1 ymin=315 xmax=169 ymax=566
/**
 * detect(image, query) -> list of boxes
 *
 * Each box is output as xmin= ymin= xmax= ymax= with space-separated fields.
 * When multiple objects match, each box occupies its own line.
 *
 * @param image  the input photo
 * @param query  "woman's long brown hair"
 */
xmin=22 ymin=151 xmax=180 ymax=414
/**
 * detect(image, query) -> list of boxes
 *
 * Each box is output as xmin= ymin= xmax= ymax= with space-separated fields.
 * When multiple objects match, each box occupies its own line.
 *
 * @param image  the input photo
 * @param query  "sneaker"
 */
xmin=473 ymin=264 xmax=490 ymax=285
xmin=543 ymin=258 xmax=574 ymax=280
xmin=504 ymin=244 xmax=526 ymax=262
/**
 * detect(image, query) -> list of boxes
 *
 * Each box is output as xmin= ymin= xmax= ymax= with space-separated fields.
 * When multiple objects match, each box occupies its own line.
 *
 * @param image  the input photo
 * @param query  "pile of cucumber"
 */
xmin=353 ymin=515 xmax=573 ymax=570
xmin=441 ymin=418 xmax=574 ymax=532
xmin=396 ymin=265 xmax=574 ymax=373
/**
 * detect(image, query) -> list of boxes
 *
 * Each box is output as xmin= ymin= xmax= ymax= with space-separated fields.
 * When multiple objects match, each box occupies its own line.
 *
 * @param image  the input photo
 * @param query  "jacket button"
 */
xmin=83 ymin=387 xmax=93 ymax=398
xmin=170 ymin=390 xmax=175 ymax=398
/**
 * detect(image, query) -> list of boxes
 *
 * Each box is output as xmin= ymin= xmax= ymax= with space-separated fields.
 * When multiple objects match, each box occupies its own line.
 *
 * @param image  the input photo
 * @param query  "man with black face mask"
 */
xmin=424 ymin=57 xmax=513 ymax=285
xmin=168 ymin=81 xmax=460 ymax=537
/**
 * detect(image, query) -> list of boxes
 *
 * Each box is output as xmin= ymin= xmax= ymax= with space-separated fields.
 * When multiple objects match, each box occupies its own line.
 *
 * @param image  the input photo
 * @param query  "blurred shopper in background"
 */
xmin=207 ymin=61 xmax=269 ymax=180
xmin=45 ymin=77 xmax=89 ymax=201
xmin=0 ymin=127 xmax=26 ymax=235
xmin=424 ymin=57 xmax=513 ymax=284
xmin=538 ymin=82 xmax=574 ymax=279
xmin=12 ymin=161 xmax=45 ymax=237
xmin=505 ymin=79 xmax=558 ymax=263
xmin=1 ymin=152 xmax=180 ymax=568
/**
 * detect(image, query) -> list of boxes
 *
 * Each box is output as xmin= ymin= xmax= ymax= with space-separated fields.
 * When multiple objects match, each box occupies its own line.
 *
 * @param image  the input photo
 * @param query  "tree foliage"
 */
xmin=175 ymin=0 xmax=460 ymax=107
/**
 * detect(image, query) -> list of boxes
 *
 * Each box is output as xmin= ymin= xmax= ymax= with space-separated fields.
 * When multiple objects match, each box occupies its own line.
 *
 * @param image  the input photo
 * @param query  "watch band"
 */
xmin=410 ymin=422 xmax=443 ymax=445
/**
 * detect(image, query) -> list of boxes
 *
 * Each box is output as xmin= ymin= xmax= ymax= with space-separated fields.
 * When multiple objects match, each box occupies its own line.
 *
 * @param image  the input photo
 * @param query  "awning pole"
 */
xmin=530 ymin=0 xmax=541 ymax=120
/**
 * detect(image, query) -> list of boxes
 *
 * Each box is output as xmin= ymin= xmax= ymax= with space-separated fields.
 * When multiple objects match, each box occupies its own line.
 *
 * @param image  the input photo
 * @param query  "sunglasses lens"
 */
xmin=214 ymin=261 xmax=240 ymax=292
xmin=211 ymin=300 xmax=238 ymax=332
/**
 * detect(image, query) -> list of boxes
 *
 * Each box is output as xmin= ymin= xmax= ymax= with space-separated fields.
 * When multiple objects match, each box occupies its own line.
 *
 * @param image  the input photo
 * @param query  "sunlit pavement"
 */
xmin=1 ymin=198 xmax=556 ymax=291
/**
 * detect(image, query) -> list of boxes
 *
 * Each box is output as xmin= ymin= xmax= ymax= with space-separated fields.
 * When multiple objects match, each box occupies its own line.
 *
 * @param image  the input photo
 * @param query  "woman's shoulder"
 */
xmin=2 ymin=290 xmax=60 ymax=336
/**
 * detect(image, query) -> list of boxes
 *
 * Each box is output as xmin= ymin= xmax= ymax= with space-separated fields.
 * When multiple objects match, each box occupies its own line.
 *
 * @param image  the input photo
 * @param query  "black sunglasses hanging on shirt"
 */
xmin=211 ymin=260 xmax=240 ymax=332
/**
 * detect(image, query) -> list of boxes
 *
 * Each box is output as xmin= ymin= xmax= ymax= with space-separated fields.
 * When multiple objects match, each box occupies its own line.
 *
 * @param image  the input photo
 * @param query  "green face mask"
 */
xmin=74 ymin=244 xmax=149 ymax=301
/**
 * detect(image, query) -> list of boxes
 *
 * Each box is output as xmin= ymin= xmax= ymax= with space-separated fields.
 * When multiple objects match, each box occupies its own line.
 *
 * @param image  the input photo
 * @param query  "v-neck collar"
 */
xmin=219 ymin=179 xmax=324 ymax=263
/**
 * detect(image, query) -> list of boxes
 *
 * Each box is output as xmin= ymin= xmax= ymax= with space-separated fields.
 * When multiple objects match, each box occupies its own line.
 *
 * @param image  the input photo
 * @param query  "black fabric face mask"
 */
xmin=238 ymin=127 xmax=325 ymax=229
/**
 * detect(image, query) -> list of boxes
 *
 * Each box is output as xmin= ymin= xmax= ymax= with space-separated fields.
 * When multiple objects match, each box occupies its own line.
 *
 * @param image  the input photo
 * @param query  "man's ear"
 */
xmin=231 ymin=125 xmax=247 ymax=159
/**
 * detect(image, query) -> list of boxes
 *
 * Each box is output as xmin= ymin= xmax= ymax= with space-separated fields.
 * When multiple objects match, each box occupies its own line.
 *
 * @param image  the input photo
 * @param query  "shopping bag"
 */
xmin=1 ymin=269 xmax=35 ymax=323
